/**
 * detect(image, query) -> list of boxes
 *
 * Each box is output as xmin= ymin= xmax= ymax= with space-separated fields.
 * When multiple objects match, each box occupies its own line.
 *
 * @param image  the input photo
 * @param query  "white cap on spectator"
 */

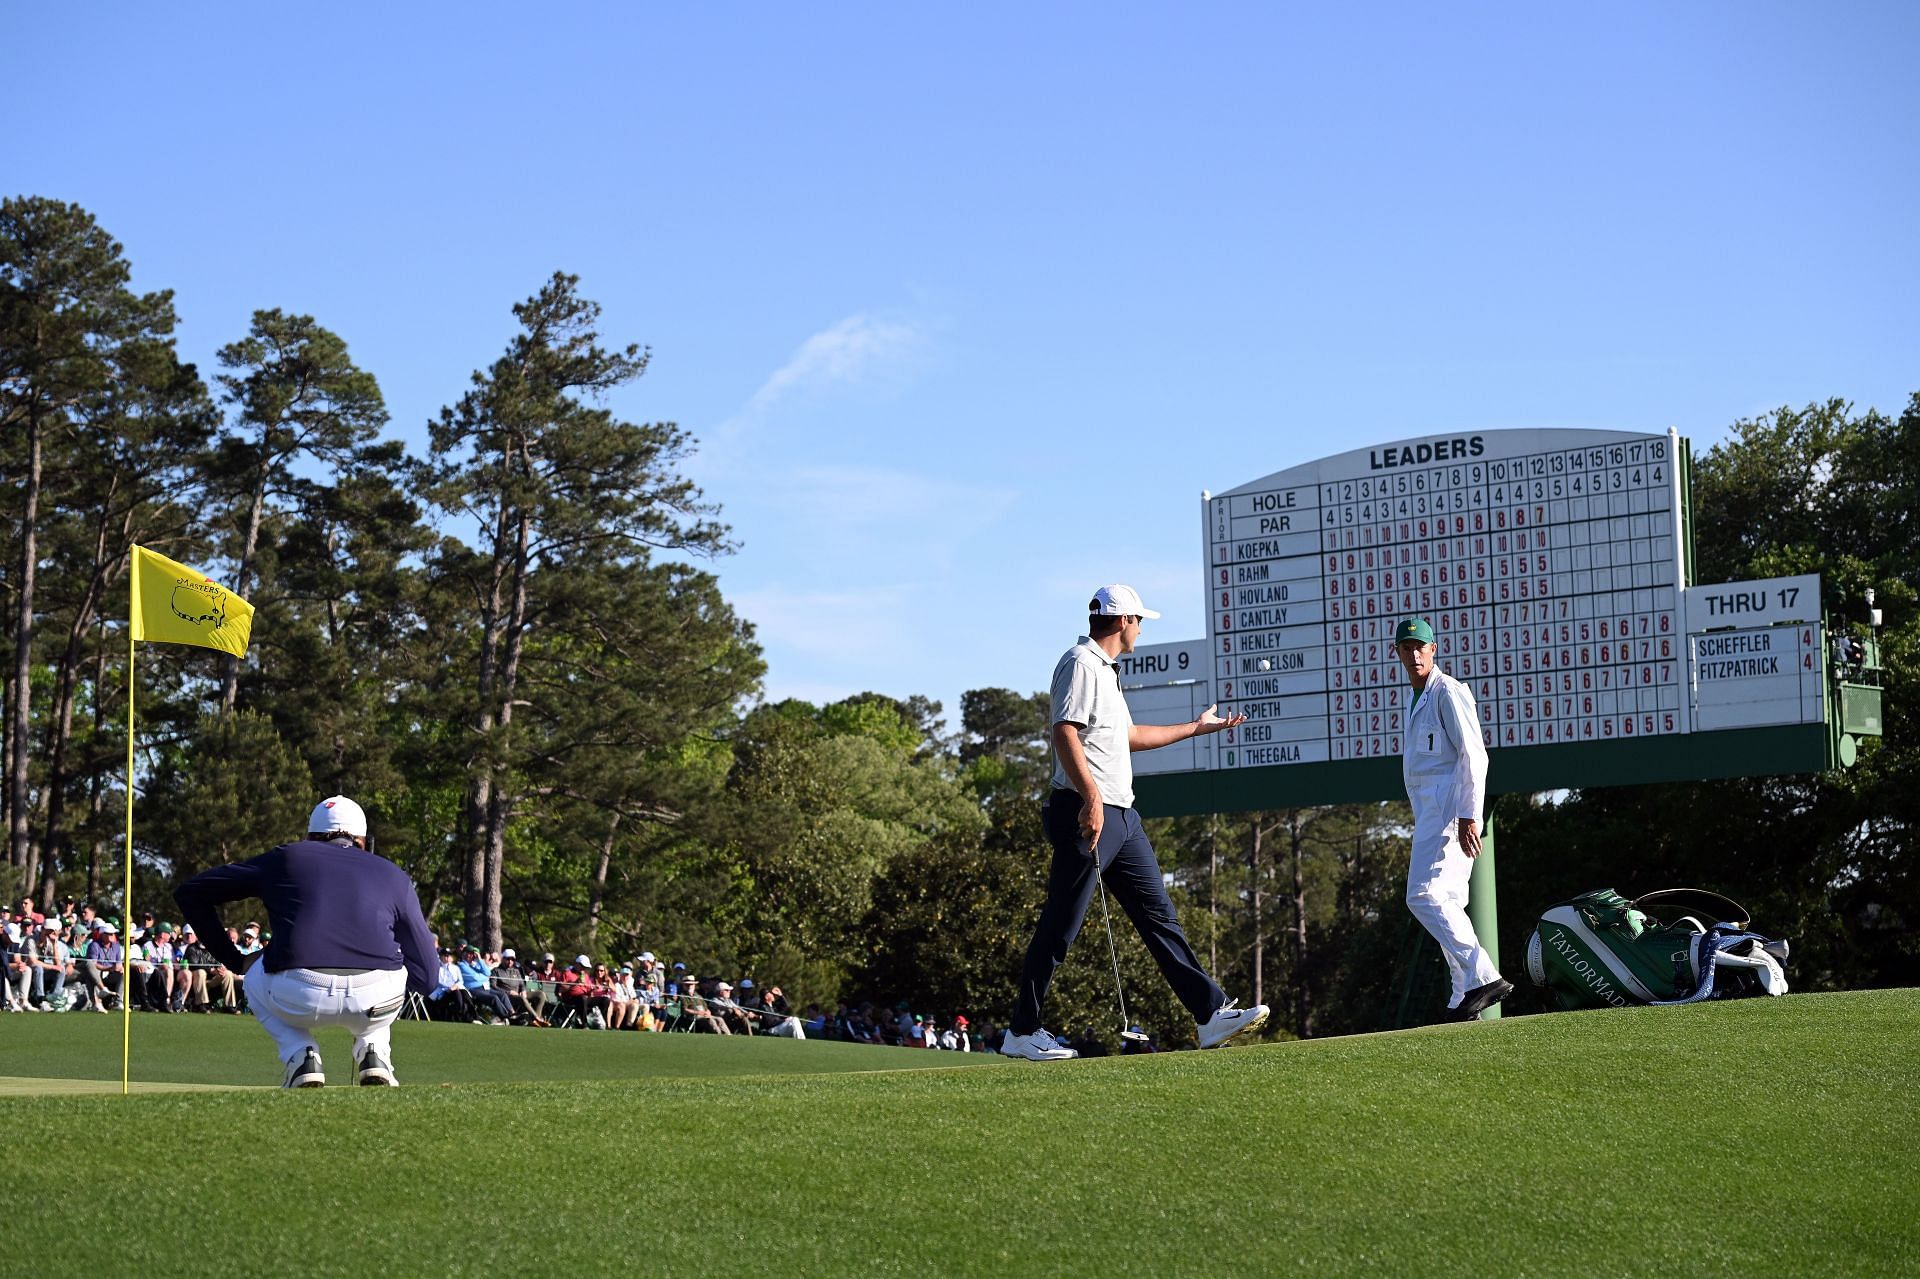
xmin=501 ymin=948 xmax=515 ymax=958
xmin=541 ymin=952 xmax=555 ymax=962
xmin=575 ymin=954 xmax=590 ymax=966
xmin=308 ymin=795 xmax=368 ymax=838
xmin=639 ymin=951 xmax=655 ymax=962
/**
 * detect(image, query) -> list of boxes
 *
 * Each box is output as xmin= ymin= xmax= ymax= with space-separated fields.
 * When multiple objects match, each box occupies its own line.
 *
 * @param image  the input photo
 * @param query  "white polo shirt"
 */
xmin=1049 ymin=636 xmax=1136 ymax=808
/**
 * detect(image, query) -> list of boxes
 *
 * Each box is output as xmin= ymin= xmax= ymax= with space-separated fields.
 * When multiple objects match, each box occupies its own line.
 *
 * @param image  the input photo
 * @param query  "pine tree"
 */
xmin=427 ymin=273 xmax=731 ymax=949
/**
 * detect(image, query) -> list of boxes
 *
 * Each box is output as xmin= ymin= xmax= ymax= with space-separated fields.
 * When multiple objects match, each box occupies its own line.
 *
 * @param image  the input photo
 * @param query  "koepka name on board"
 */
xmin=1369 ymin=436 xmax=1486 ymax=471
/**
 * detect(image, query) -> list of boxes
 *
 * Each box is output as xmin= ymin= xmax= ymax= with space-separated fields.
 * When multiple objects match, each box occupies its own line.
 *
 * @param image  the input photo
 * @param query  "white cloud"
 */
xmin=745 ymin=314 xmax=920 ymax=415
xmin=701 ymin=312 xmax=926 ymax=475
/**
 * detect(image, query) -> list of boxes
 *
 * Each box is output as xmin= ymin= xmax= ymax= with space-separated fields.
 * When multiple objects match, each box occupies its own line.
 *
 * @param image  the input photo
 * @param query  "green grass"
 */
xmin=0 ymin=1008 xmax=1001 ymax=1088
xmin=4 ymin=991 xmax=1916 ymax=1276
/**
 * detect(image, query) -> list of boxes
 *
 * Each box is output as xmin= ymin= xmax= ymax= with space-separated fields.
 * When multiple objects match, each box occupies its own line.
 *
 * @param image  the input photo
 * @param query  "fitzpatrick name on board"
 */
xmin=1695 ymin=629 xmax=1786 ymax=680
xmin=1369 ymin=435 xmax=1486 ymax=470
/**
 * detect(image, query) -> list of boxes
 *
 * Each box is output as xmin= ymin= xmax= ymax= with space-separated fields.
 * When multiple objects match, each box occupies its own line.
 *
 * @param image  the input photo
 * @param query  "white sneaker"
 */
xmin=1197 ymin=999 xmax=1270 ymax=1049
xmin=282 ymin=1048 xmax=325 ymax=1089
xmin=999 ymin=1027 xmax=1079 ymax=1061
xmin=356 ymin=1047 xmax=398 ymax=1087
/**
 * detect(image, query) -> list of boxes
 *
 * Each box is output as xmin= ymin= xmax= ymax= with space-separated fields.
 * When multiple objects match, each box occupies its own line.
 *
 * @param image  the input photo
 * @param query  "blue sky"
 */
xmin=6 ymin=4 xmax=1916 ymax=727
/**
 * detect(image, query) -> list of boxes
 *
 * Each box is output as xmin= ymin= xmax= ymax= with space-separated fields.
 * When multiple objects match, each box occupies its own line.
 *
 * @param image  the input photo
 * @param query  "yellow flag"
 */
xmin=129 ymin=545 xmax=254 ymax=657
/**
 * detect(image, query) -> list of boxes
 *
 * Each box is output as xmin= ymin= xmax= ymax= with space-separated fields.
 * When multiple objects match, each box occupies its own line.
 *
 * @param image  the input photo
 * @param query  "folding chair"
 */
xmin=402 ymin=991 xmax=432 ymax=1021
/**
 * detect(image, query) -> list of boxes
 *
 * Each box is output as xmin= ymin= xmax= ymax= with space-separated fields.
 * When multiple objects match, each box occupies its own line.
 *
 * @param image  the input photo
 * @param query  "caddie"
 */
xmin=1395 ymin=617 xmax=1514 ymax=1020
xmin=173 ymin=796 xmax=438 ymax=1087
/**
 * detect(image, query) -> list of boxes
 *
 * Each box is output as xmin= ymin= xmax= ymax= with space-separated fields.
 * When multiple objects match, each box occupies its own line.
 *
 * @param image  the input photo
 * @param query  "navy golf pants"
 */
xmin=1011 ymin=790 xmax=1224 ymax=1035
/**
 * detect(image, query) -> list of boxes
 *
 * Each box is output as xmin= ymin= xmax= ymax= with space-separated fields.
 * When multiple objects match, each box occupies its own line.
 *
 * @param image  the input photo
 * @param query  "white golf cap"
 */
xmin=501 ymin=948 xmax=515 ymax=958
xmin=1089 ymin=584 xmax=1160 ymax=619
xmin=308 ymin=795 xmax=368 ymax=838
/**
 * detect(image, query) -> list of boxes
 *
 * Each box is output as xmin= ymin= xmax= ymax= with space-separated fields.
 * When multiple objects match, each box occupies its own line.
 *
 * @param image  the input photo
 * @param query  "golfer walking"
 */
xmin=174 ymin=796 xmax=438 ymax=1087
xmin=1394 ymin=618 xmax=1514 ymax=1020
xmin=1002 ymin=585 xmax=1270 ymax=1060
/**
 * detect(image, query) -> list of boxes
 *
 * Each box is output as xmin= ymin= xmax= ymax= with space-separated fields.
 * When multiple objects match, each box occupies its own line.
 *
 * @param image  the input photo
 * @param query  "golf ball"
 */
xmin=1258 ymin=658 xmax=1272 ymax=671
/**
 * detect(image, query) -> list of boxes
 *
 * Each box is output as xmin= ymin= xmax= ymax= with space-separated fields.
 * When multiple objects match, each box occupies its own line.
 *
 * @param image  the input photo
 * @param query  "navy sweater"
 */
xmin=174 ymin=839 xmax=439 ymax=994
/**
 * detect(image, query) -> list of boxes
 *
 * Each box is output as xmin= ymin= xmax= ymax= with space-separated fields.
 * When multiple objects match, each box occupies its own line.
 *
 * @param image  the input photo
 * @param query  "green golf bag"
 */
xmin=1524 ymin=888 xmax=1790 ymax=1011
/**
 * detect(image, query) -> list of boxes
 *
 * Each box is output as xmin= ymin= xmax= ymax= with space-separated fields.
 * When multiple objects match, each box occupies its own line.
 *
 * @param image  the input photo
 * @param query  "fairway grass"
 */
xmin=4 ymin=990 xmax=1915 ymax=1276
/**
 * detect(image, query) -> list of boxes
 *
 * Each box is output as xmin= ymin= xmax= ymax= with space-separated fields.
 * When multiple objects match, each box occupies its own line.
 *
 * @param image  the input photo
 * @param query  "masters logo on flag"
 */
xmin=130 ymin=545 xmax=254 ymax=657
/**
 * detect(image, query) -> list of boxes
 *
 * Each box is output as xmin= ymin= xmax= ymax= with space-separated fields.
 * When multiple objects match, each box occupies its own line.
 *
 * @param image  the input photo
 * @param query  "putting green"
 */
xmin=2 ymin=991 xmax=1913 ymax=1276
xmin=0 ymin=1008 xmax=1008 ymax=1088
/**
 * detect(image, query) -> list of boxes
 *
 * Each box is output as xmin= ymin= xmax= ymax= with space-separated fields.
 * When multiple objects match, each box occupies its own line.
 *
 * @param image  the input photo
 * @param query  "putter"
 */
xmin=1095 ymin=875 xmax=1151 ymax=1045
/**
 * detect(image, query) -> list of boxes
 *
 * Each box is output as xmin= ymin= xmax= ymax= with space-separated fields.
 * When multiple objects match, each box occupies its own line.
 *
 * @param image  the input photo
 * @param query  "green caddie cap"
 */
xmin=1394 ymin=618 xmax=1435 ymax=646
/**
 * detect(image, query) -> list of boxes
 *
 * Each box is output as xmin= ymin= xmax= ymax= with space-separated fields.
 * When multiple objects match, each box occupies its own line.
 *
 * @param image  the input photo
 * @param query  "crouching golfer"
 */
xmin=1002 ymin=585 xmax=1270 ymax=1061
xmin=1394 ymin=618 xmax=1514 ymax=1021
xmin=174 ymin=796 xmax=437 ymax=1087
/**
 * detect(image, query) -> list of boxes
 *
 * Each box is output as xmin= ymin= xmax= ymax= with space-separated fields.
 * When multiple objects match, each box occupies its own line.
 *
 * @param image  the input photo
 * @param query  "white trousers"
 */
xmin=1406 ymin=824 xmax=1501 ymax=1008
xmin=248 ymin=960 xmax=407 ymax=1067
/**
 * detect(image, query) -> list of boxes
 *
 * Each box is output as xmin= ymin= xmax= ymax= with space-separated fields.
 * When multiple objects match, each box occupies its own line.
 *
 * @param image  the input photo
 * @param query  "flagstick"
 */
xmin=123 ymin=582 xmax=137 ymax=1096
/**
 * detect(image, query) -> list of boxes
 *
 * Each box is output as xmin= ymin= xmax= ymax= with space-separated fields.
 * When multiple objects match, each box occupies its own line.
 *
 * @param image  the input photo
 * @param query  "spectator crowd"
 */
xmin=5 ymin=897 xmax=1026 ymax=1052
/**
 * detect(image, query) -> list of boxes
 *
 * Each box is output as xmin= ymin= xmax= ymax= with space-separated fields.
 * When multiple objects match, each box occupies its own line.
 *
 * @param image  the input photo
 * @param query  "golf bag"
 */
xmin=1524 ymin=888 xmax=1790 ymax=1012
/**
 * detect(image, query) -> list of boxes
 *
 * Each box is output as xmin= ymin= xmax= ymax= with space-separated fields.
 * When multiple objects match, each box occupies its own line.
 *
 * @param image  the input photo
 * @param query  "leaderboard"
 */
xmin=1204 ymin=429 xmax=1687 ymax=769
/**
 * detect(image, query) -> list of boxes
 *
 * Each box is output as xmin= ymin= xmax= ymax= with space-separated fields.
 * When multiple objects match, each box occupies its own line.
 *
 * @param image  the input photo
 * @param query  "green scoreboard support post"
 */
xmin=1468 ymin=802 xmax=1500 ymax=1020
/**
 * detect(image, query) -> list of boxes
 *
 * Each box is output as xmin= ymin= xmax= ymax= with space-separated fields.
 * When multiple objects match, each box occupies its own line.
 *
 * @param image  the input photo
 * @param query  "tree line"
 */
xmin=3 ymin=195 xmax=1912 ymax=1047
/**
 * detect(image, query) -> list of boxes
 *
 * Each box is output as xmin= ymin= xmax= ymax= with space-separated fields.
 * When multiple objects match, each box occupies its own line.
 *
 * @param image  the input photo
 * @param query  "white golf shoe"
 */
xmin=999 ymin=1027 xmax=1079 ymax=1061
xmin=282 ymin=1047 xmax=325 ymax=1088
xmin=1197 ymin=999 xmax=1270 ymax=1049
xmin=356 ymin=1047 xmax=398 ymax=1087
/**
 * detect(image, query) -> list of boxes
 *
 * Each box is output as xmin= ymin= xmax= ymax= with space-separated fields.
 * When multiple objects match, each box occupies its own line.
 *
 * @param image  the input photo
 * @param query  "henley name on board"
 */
xmin=1222 ymin=634 xmax=1309 ymax=663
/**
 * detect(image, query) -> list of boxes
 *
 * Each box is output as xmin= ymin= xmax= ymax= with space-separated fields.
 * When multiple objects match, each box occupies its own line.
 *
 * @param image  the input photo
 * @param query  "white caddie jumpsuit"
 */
xmin=1402 ymin=663 xmax=1502 ymax=1007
